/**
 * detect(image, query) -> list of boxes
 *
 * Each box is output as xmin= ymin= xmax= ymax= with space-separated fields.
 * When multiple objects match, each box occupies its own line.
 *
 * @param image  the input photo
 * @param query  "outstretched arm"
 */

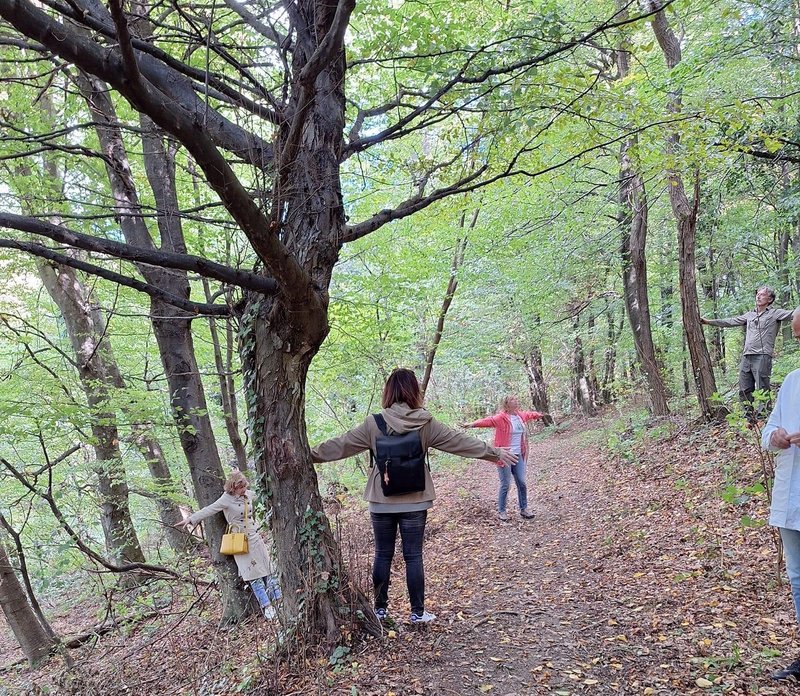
xmin=311 ymin=420 xmax=372 ymax=463
xmin=176 ymin=494 xmax=227 ymax=528
xmin=427 ymin=419 xmax=517 ymax=466
xmin=461 ymin=415 xmax=500 ymax=429
xmin=520 ymin=410 xmax=544 ymax=423
xmin=701 ymin=314 xmax=747 ymax=328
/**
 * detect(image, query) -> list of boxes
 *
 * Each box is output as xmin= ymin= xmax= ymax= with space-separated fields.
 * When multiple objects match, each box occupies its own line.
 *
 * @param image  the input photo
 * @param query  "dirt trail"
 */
xmin=341 ymin=420 xmax=798 ymax=696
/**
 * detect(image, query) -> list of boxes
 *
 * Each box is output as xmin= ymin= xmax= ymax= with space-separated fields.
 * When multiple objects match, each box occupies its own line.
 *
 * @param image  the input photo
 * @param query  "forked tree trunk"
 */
xmin=648 ymin=0 xmax=724 ymax=421
xmin=0 ymin=541 xmax=57 ymax=668
xmin=615 ymin=4 xmax=670 ymax=416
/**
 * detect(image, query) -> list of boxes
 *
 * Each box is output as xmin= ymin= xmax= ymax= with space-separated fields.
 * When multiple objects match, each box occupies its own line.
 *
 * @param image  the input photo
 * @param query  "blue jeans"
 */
xmin=370 ymin=510 xmax=427 ymax=615
xmin=497 ymin=457 xmax=528 ymax=513
xmin=780 ymin=528 xmax=800 ymax=622
xmin=249 ymin=575 xmax=282 ymax=609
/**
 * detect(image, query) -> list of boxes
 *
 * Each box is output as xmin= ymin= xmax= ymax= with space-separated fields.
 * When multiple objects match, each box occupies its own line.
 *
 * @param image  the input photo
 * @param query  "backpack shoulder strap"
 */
xmin=369 ymin=414 xmax=388 ymax=468
xmin=373 ymin=413 xmax=389 ymax=435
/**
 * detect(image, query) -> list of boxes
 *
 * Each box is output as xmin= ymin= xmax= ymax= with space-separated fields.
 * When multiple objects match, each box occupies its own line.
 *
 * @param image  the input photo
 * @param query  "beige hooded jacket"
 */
xmin=311 ymin=402 xmax=504 ymax=506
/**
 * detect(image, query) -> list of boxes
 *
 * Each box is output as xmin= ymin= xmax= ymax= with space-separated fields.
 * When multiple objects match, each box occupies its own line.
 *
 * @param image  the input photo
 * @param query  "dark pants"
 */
xmin=738 ymin=353 xmax=773 ymax=419
xmin=370 ymin=509 xmax=427 ymax=615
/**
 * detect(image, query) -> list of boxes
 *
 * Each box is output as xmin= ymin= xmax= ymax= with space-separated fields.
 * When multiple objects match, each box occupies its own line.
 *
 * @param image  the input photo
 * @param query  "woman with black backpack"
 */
xmin=311 ymin=368 xmax=517 ymax=625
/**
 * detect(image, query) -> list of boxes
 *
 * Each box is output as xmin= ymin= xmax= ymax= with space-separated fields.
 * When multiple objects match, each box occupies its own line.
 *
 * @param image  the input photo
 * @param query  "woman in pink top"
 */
xmin=463 ymin=396 xmax=544 ymax=521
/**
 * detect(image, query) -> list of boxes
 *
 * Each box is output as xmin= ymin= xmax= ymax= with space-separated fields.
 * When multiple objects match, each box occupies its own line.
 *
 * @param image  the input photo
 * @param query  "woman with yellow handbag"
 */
xmin=177 ymin=470 xmax=281 ymax=619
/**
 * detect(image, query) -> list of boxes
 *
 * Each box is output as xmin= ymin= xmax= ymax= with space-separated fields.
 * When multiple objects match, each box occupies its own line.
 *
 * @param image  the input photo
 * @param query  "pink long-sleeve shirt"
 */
xmin=466 ymin=410 xmax=543 ymax=459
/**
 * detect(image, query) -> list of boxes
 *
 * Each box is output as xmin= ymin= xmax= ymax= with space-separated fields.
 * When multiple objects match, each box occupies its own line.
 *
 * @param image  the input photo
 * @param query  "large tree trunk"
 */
xmin=615 ymin=1 xmax=670 ymax=416
xmin=0 ymin=541 xmax=57 ymax=668
xmin=79 ymin=77 xmax=248 ymax=618
xmin=648 ymin=1 xmax=724 ymax=421
xmin=239 ymin=4 xmax=376 ymax=639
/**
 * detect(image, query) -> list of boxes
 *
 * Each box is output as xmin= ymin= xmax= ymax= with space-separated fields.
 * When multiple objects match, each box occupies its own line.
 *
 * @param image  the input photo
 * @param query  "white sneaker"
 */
xmin=262 ymin=605 xmax=277 ymax=620
xmin=410 ymin=610 xmax=436 ymax=624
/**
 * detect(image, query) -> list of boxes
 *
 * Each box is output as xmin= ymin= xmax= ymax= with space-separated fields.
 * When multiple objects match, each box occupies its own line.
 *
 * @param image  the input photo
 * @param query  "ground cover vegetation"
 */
xmin=1 ymin=0 xmax=800 ymax=690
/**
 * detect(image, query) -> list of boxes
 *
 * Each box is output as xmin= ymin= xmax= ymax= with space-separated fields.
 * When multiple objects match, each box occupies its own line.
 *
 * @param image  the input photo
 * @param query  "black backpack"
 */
xmin=370 ymin=414 xmax=428 ymax=496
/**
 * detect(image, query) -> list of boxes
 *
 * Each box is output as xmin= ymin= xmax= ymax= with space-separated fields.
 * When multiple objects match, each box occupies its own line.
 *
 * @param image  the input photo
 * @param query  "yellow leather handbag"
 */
xmin=220 ymin=497 xmax=250 ymax=555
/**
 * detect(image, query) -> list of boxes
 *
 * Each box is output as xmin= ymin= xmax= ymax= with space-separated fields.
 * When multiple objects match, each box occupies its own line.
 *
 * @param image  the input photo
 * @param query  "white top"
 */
xmin=762 ymin=369 xmax=800 ymax=530
xmin=509 ymin=415 xmax=525 ymax=455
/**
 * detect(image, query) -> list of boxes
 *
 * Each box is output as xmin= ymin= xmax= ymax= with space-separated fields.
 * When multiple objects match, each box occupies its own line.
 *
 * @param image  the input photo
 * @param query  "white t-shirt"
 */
xmin=509 ymin=414 xmax=525 ymax=455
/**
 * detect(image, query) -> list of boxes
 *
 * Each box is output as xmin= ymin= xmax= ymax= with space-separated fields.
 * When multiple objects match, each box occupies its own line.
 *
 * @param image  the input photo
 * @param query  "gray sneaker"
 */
xmin=520 ymin=509 xmax=535 ymax=519
xmin=498 ymin=511 xmax=510 ymax=522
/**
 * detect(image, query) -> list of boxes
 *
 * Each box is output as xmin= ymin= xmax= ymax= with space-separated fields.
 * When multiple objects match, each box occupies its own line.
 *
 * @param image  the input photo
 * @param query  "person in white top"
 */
xmin=761 ymin=311 xmax=800 ymax=680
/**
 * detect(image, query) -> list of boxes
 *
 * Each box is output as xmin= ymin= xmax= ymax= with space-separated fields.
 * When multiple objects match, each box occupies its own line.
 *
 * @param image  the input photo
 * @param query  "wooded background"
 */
xmin=0 ymin=0 xmax=799 ymax=666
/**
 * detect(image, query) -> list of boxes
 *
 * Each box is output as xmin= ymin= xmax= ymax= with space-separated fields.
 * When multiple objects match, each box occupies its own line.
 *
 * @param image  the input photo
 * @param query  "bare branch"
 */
xmin=0 ymin=213 xmax=276 ymax=295
xmin=0 ymin=238 xmax=231 ymax=316
xmin=0 ymin=455 xmax=180 ymax=578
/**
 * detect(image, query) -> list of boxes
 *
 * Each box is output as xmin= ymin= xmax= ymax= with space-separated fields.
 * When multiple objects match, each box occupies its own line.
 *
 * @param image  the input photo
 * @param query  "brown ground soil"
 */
xmin=2 ymin=412 xmax=799 ymax=695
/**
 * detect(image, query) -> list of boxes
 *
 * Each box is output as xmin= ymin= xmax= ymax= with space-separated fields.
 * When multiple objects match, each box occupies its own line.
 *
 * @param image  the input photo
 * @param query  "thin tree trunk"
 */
xmin=647 ymin=0 xmax=724 ymax=420
xmin=203 ymin=278 xmax=248 ymax=470
xmin=78 ymin=75 xmax=248 ymax=618
xmin=37 ymin=261 xmax=147 ymax=564
xmin=779 ymin=163 xmax=794 ymax=344
xmin=571 ymin=316 xmax=597 ymax=417
xmin=601 ymin=306 xmax=624 ymax=404
xmin=586 ymin=314 xmax=602 ymax=406
xmin=421 ymin=227 xmax=470 ymax=396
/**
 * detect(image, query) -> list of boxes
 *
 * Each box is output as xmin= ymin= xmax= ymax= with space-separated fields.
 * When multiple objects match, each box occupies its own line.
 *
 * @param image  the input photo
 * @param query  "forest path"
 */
xmin=343 ymin=416 xmax=797 ymax=696
xmin=6 ymin=416 xmax=799 ymax=695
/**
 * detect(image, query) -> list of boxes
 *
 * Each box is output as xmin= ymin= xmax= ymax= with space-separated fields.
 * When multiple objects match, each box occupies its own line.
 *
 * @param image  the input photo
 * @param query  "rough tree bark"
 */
xmin=615 ymin=0 xmax=669 ymax=416
xmin=0 ymin=540 xmax=57 ymax=668
xmin=647 ymin=0 xmax=724 ymax=420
